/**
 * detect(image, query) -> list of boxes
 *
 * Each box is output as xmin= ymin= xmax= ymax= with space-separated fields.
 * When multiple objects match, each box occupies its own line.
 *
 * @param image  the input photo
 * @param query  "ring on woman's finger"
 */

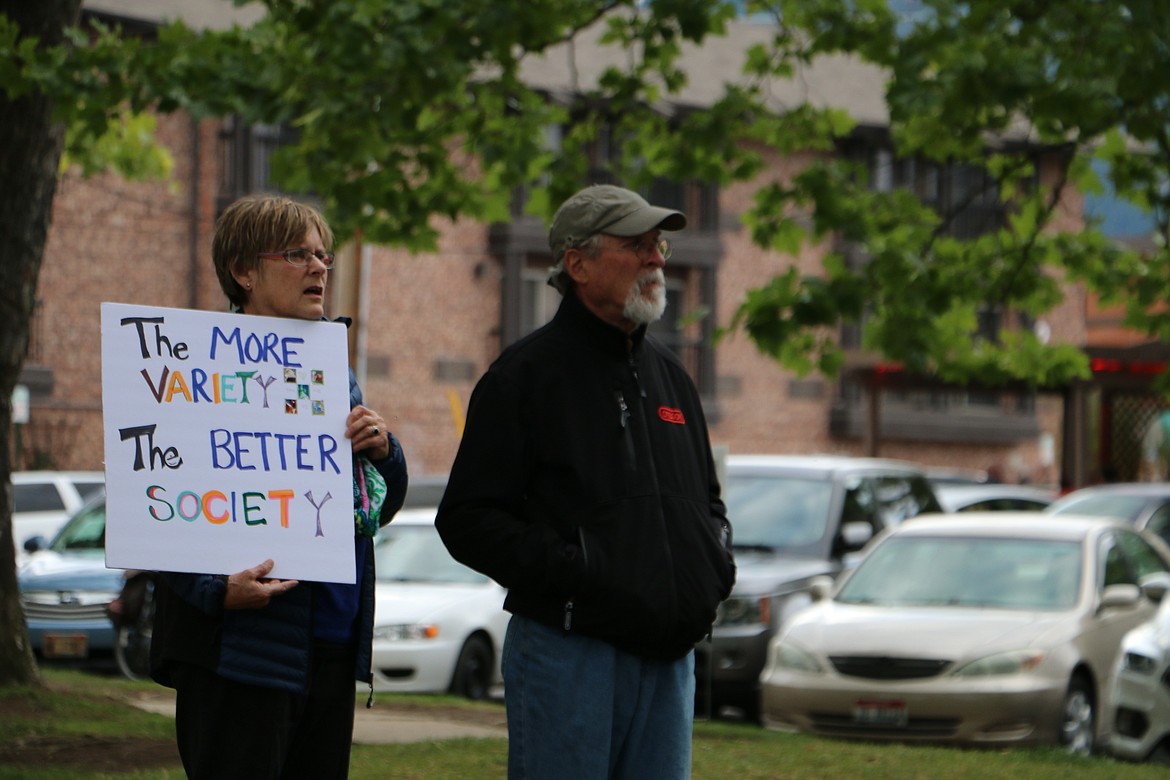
xmin=370 ymin=426 xmax=379 ymax=436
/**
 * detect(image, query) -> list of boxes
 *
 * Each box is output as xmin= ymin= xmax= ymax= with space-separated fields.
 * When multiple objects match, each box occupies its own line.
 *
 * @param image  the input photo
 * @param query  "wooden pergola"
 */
xmin=845 ymin=342 xmax=1170 ymax=490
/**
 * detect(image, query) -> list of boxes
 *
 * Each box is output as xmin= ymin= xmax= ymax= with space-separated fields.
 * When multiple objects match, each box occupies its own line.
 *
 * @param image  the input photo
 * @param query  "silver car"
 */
xmin=18 ymin=492 xmax=121 ymax=665
xmin=698 ymin=454 xmax=942 ymax=721
xmin=934 ymin=483 xmax=1055 ymax=513
xmin=759 ymin=513 xmax=1170 ymax=754
xmin=1047 ymin=483 xmax=1170 ymax=548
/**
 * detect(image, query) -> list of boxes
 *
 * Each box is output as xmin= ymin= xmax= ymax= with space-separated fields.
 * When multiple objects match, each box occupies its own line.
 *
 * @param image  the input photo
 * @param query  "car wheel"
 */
xmin=449 ymin=634 xmax=493 ymax=700
xmin=1059 ymin=676 xmax=1095 ymax=756
xmin=740 ymin=696 xmax=762 ymax=726
xmin=114 ymin=578 xmax=155 ymax=681
xmin=1149 ymin=740 xmax=1170 ymax=765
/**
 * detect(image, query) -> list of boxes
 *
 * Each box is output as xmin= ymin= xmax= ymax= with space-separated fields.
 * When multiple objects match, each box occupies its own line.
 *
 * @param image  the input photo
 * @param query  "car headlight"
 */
xmin=951 ymin=649 xmax=1046 ymax=678
xmin=769 ymin=639 xmax=826 ymax=674
xmin=1121 ymin=651 xmax=1158 ymax=675
xmin=717 ymin=596 xmax=771 ymax=627
xmin=373 ymin=624 xmax=439 ymax=641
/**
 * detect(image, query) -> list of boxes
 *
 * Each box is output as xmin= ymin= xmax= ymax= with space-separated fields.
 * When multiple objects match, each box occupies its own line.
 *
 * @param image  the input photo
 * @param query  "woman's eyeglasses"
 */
xmin=257 ymin=248 xmax=336 ymax=269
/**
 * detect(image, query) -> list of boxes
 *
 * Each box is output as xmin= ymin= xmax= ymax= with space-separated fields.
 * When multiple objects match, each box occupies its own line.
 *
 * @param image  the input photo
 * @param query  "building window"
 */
xmin=849 ymin=141 xmax=1008 ymax=239
xmin=216 ymin=117 xmax=299 ymax=211
xmin=832 ymin=137 xmax=1039 ymax=443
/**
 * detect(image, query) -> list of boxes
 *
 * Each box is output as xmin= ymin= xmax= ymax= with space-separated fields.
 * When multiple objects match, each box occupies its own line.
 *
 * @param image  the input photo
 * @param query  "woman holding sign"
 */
xmin=150 ymin=195 xmax=408 ymax=780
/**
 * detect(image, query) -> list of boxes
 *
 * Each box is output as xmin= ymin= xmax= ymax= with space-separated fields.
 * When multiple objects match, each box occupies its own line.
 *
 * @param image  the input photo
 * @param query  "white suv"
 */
xmin=12 ymin=470 xmax=104 ymax=551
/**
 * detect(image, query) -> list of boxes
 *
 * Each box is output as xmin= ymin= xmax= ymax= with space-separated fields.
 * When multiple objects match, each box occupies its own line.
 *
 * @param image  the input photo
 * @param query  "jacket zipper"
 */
xmin=566 ymin=526 xmax=589 ymax=632
xmin=615 ymin=390 xmax=630 ymax=428
xmin=627 ymin=352 xmax=646 ymax=398
xmin=615 ymin=391 xmax=636 ymax=467
xmin=626 ymin=342 xmax=677 ymax=627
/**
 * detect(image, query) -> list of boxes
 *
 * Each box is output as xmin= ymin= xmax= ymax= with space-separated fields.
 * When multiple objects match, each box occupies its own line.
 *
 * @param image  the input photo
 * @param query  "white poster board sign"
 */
xmin=100 ymin=303 xmax=355 ymax=583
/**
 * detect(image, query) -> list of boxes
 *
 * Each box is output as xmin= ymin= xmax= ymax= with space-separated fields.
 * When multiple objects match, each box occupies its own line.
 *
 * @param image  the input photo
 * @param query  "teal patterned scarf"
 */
xmin=353 ymin=455 xmax=388 ymax=537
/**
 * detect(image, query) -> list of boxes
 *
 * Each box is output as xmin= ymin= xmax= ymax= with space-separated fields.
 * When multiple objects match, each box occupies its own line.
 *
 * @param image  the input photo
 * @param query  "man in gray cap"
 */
xmin=437 ymin=184 xmax=736 ymax=780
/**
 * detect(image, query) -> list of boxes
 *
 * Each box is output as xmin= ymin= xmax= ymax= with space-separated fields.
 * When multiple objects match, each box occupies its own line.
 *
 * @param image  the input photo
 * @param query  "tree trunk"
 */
xmin=0 ymin=0 xmax=83 ymax=687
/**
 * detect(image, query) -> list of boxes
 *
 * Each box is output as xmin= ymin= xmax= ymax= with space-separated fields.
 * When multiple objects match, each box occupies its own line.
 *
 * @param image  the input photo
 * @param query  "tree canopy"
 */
xmin=4 ymin=0 xmax=1170 ymax=685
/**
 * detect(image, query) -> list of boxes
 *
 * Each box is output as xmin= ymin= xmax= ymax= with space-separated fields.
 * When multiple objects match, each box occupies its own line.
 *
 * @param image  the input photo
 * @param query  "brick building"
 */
xmin=15 ymin=1 xmax=1088 ymax=487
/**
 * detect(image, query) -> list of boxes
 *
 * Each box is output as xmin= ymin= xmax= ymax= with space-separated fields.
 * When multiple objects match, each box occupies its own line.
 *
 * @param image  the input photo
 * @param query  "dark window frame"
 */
xmin=831 ymin=135 xmax=1042 ymax=443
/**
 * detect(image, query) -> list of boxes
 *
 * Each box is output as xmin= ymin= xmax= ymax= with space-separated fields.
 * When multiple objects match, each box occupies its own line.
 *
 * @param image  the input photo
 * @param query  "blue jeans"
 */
xmin=502 ymin=614 xmax=696 ymax=780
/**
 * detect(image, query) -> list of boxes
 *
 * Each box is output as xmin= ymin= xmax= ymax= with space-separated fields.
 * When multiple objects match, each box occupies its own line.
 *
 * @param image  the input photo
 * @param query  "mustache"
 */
xmin=635 ymin=269 xmax=665 ymax=292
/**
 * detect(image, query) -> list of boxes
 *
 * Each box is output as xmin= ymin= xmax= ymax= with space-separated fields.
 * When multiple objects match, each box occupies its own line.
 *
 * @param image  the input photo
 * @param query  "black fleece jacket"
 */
xmin=436 ymin=291 xmax=735 ymax=660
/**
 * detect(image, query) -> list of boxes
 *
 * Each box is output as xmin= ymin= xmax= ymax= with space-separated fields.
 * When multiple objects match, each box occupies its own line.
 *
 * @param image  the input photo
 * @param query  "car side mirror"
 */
xmin=23 ymin=535 xmax=47 ymax=554
xmin=1099 ymin=583 xmax=1142 ymax=612
xmin=809 ymin=575 xmax=834 ymax=602
xmin=839 ymin=521 xmax=874 ymax=552
xmin=1139 ymin=572 xmax=1170 ymax=603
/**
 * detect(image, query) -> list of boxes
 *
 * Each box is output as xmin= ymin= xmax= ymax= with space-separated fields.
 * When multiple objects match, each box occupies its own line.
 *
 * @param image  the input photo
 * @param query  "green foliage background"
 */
xmin=6 ymin=0 xmax=1170 ymax=386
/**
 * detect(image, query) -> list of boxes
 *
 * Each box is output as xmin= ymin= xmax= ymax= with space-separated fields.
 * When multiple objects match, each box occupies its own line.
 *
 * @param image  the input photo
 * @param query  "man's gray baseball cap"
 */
xmin=547 ymin=184 xmax=686 ymax=294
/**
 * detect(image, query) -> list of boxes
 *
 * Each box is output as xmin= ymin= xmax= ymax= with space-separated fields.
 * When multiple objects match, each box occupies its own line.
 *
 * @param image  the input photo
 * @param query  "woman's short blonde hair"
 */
xmin=212 ymin=195 xmax=334 ymax=309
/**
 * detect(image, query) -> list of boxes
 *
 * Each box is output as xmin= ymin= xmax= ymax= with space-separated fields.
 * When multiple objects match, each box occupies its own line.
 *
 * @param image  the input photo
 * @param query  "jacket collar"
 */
xmin=555 ymin=289 xmax=647 ymax=358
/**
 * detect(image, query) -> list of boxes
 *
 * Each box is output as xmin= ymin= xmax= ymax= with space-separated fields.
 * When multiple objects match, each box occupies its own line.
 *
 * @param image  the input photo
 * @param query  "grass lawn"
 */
xmin=0 ymin=668 xmax=1164 ymax=779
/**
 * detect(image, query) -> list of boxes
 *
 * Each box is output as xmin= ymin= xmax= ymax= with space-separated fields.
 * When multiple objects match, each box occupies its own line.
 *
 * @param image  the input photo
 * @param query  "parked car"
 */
xmin=402 ymin=473 xmax=448 ymax=509
xmin=925 ymin=467 xmax=990 ymax=486
xmin=1111 ymin=579 xmax=1170 ymax=765
xmin=697 ymin=454 xmax=942 ymax=721
xmin=12 ymin=470 xmax=103 ymax=552
xmin=18 ymin=491 xmax=121 ymax=665
xmin=758 ymin=513 xmax=1170 ymax=755
xmin=106 ymin=569 xmax=158 ymax=681
xmin=1047 ymin=483 xmax=1170 ymax=547
xmin=370 ymin=508 xmax=508 ymax=700
xmin=934 ymin=483 xmax=1056 ymax=513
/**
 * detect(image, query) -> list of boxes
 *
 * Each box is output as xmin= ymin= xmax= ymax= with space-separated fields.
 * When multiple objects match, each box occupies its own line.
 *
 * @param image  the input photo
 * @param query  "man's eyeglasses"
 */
xmin=615 ymin=238 xmax=671 ymax=262
xmin=257 ymin=248 xmax=336 ymax=269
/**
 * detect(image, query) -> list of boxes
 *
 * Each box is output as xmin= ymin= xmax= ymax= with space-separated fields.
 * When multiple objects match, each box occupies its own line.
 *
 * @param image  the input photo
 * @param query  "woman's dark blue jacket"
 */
xmin=150 ymin=369 xmax=407 ymax=693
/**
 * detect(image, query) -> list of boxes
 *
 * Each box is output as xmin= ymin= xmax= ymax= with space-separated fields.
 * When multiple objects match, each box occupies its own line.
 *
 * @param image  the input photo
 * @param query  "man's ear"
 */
xmin=564 ymin=247 xmax=590 ymax=287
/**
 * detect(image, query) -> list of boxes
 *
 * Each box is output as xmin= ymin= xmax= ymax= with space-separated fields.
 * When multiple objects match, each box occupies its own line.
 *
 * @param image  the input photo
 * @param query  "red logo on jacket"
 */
xmin=658 ymin=406 xmax=686 ymax=425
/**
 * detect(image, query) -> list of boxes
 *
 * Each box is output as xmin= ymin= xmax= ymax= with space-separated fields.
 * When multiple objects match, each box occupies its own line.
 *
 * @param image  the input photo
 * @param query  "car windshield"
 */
xmin=836 ymin=536 xmax=1082 ymax=610
xmin=374 ymin=524 xmax=488 ymax=585
xmin=1049 ymin=494 xmax=1147 ymax=522
xmin=723 ymin=475 xmax=834 ymax=556
xmin=49 ymin=500 xmax=107 ymax=556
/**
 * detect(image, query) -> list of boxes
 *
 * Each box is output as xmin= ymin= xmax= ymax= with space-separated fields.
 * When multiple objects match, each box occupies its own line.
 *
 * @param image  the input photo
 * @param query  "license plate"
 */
xmin=44 ymin=633 xmax=89 ymax=659
xmin=853 ymin=699 xmax=908 ymax=727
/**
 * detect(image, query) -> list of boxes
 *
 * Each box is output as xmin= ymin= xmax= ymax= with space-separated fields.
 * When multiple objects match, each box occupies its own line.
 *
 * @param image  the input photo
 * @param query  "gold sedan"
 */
xmin=759 ymin=513 xmax=1170 ymax=755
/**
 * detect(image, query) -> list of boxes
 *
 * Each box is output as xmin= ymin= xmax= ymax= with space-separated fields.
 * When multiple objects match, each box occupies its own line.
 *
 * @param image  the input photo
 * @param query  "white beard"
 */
xmin=624 ymin=269 xmax=667 ymax=325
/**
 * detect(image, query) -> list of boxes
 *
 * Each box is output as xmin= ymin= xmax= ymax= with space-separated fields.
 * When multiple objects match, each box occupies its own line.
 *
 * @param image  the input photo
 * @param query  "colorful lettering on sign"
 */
xmin=147 ymin=485 xmax=297 ymax=528
xmin=208 ymin=429 xmax=342 ymax=473
xmin=140 ymin=367 xmax=259 ymax=404
xmin=209 ymin=326 xmax=304 ymax=367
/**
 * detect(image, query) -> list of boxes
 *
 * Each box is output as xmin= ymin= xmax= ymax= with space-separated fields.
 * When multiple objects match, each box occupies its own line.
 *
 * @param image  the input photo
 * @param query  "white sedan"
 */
xmin=369 ymin=509 xmax=509 ymax=700
xmin=1111 ymin=581 xmax=1170 ymax=764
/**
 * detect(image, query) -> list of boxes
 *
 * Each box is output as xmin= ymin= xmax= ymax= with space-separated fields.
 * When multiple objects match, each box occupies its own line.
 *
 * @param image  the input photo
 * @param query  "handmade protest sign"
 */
xmin=100 ymin=302 xmax=355 ymax=583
